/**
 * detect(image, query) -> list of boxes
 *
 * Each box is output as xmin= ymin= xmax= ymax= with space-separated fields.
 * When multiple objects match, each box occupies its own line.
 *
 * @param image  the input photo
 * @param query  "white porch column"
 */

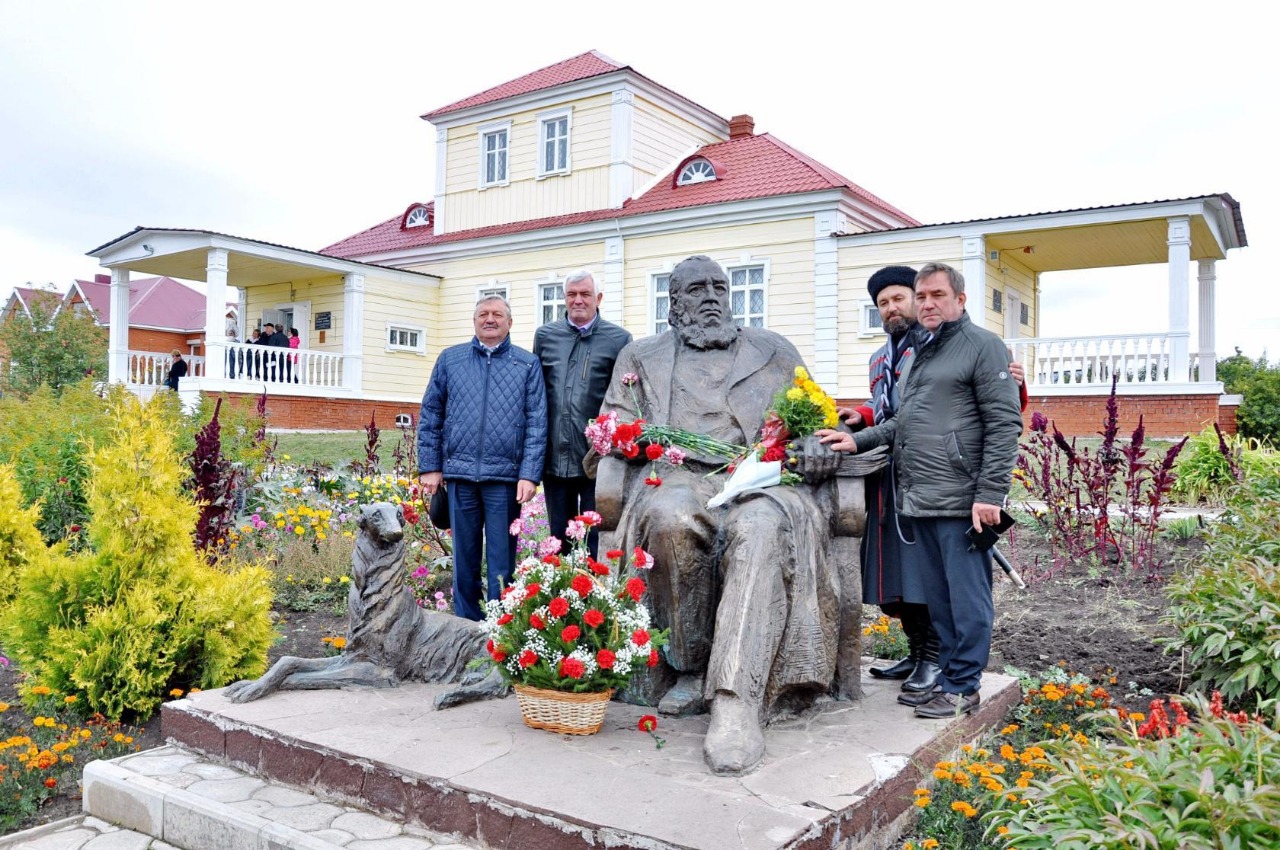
xmin=343 ymin=273 xmax=365 ymax=393
xmin=1167 ymin=217 xmax=1192 ymax=382
xmin=608 ymin=89 xmax=635 ymax=208
xmin=236 ymin=287 xmax=247 ymax=342
xmin=601 ymin=236 xmax=624 ymax=324
xmin=961 ymin=235 xmax=987 ymax=330
xmin=1197 ymin=259 xmax=1217 ymax=382
xmin=107 ymin=268 xmax=130 ymax=384
xmin=203 ymin=248 xmax=228 ymax=380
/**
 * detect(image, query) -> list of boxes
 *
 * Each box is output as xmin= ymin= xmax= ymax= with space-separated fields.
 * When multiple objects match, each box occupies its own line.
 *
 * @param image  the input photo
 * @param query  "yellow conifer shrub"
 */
xmin=0 ymin=464 xmax=47 ymax=607
xmin=0 ymin=394 xmax=276 ymax=719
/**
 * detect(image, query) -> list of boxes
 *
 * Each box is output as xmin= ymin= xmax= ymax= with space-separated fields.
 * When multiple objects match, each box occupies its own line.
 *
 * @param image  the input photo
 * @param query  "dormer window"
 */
xmin=676 ymin=158 xmax=717 ymax=186
xmin=405 ymin=206 xmax=431 ymax=228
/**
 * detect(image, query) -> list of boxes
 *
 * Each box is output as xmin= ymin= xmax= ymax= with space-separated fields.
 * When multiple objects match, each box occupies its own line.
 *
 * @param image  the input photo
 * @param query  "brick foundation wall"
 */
xmin=129 ymin=328 xmax=204 ymax=356
xmin=835 ymin=392 xmax=1233 ymax=440
xmin=213 ymin=392 xmax=420 ymax=430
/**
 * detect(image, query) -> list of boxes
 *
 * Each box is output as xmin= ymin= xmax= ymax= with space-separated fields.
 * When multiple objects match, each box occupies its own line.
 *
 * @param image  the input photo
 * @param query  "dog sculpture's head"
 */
xmin=358 ymin=502 xmax=405 ymax=545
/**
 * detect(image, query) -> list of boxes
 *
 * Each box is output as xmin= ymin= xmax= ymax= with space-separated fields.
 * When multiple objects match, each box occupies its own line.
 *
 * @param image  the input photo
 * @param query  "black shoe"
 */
xmin=868 ymin=657 xmax=915 ymax=680
xmin=913 ymin=691 xmax=980 ymax=718
xmin=901 ymin=661 xmax=941 ymax=693
xmin=897 ymin=687 xmax=940 ymax=707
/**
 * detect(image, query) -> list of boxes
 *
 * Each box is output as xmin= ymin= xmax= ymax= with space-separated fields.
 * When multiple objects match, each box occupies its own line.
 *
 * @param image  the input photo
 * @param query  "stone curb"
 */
xmin=82 ymin=759 xmax=342 ymax=850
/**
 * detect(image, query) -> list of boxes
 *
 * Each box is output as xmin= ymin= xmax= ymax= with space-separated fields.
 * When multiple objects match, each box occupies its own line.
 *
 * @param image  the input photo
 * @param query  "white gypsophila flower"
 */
xmin=501 ymin=587 xmax=527 ymax=613
xmin=568 ymin=647 xmax=598 ymax=677
xmin=521 ymin=631 xmax=551 ymax=658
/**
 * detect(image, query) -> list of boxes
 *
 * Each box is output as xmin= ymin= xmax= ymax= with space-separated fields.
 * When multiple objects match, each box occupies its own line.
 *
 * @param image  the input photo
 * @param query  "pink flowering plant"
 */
xmin=480 ymin=509 xmax=667 ymax=693
xmin=585 ymin=372 xmax=743 ymax=487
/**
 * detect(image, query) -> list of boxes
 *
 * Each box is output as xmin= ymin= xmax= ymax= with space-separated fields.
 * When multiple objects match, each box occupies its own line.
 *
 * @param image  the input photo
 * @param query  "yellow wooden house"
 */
xmin=90 ymin=51 xmax=1247 ymax=436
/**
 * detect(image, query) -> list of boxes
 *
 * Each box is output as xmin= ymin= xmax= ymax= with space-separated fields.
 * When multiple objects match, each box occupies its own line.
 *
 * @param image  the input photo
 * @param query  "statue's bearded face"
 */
xmin=668 ymin=259 xmax=739 ymax=350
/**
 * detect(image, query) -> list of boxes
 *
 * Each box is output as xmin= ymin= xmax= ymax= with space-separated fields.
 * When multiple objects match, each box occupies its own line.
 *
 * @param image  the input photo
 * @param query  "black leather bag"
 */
xmin=428 ymin=485 xmax=450 ymax=530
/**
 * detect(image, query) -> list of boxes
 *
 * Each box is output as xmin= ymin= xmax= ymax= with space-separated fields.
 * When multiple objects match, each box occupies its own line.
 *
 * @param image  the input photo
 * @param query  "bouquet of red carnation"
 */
xmin=585 ymin=372 xmax=745 ymax=487
xmin=480 ymin=511 xmax=667 ymax=693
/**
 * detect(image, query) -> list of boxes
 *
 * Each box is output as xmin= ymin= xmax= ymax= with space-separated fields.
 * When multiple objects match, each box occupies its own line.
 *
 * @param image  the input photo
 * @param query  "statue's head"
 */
xmin=667 ymin=255 xmax=738 ymax=350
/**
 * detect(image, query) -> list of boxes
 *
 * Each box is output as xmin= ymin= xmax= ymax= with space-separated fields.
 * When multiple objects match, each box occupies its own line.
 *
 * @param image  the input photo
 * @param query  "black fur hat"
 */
xmin=867 ymin=265 xmax=918 ymax=303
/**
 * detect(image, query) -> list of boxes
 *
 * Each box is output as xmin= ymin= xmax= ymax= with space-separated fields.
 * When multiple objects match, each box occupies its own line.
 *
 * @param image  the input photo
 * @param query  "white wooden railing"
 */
xmin=222 ymin=342 xmax=344 ymax=389
xmin=126 ymin=351 xmax=205 ymax=386
xmin=1005 ymin=333 xmax=1196 ymax=388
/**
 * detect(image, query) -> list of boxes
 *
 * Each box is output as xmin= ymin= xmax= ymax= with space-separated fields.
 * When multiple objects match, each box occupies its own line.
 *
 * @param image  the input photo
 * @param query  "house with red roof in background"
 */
xmin=88 ymin=51 xmax=1246 ymax=435
xmin=3 ymin=275 xmax=236 ymax=397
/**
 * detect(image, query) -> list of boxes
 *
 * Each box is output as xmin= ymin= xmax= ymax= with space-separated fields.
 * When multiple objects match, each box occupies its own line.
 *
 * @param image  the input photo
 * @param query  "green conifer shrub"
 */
xmin=0 ymin=394 xmax=276 ymax=720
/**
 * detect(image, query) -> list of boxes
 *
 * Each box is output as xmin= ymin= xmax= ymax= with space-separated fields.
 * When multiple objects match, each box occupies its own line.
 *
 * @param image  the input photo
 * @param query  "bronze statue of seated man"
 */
xmin=591 ymin=255 xmax=871 ymax=776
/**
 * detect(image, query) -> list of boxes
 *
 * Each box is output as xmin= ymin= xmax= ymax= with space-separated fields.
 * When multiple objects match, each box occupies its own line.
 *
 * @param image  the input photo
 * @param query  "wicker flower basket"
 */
xmin=513 ymin=684 xmax=614 ymax=735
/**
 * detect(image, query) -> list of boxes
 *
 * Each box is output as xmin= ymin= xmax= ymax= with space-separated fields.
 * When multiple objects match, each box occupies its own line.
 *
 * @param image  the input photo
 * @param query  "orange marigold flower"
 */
xmin=44 ymin=777 xmax=57 ymax=788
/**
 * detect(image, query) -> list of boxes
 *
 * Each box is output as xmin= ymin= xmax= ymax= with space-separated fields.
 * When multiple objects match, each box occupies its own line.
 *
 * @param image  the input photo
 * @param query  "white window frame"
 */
xmin=539 ymin=279 xmax=566 ymax=325
xmin=405 ymin=206 xmax=430 ymax=228
xmin=537 ymin=107 xmax=572 ymax=178
xmin=725 ymin=261 xmax=768 ymax=329
xmin=385 ymin=321 xmax=426 ymax=354
xmin=858 ymin=300 xmax=886 ymax=338
xmin=476 ymin=282 xmax=510 ymax=305
xmin=478 ymin=120 xmax=512 ymax=189
xmin=650 ymin=271 xmax=672 ymax=335
xmin=676 ymin=158 xmax=716 ymax=185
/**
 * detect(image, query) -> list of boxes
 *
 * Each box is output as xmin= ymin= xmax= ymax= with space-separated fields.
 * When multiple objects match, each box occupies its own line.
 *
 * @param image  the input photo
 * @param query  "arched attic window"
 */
xmin=676 ymin=157 xmax=717 ymax=186
xmin=402 ymin=204 xmax=432 ymax=229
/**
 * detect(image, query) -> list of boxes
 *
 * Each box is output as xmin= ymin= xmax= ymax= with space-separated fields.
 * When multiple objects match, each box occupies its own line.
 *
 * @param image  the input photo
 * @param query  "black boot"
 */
xmin=901 ymin=624 xmax=941 ymax=693
xmin=869 ymin=613 xmax=920 ymax=680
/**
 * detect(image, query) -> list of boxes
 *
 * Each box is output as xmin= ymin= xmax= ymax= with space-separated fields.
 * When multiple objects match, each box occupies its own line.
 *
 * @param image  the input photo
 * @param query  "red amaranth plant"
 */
xmin=1014 ymin=377 xmax=1187 ymax=581
xmin=185 ymin=398 xmax=242 ymax=560
xmin=351 ymin=413 xmax=381 ymax=477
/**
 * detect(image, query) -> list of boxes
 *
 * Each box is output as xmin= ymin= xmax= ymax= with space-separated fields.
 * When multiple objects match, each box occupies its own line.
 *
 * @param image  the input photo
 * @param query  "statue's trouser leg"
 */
xmin=705 ymin=500 xmax=787 ymax=716
xmin=638 ymin=484 xmax=717 ymax=673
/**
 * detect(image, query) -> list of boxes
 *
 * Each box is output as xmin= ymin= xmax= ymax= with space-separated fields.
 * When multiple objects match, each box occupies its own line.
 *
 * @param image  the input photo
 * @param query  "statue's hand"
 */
xmin=787 ymin=434 xmax=839 ymax=484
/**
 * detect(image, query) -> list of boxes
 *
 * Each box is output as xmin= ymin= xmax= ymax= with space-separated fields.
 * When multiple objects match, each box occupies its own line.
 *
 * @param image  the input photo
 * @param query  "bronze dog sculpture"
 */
xmin=224 ymin=502 xmax=506 ymax=707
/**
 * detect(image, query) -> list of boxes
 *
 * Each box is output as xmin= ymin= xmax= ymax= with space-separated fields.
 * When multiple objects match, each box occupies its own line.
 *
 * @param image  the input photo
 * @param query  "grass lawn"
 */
xmin=272 ymin=430 xmax=413 ymax=471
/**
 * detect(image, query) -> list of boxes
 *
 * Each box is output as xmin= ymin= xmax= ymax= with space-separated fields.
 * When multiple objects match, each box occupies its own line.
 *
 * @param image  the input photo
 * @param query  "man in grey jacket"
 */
xmin=821 ymin=262 xmax=1023 ymax=717
xmin=533 ymin=270 xmax=631 ymax=556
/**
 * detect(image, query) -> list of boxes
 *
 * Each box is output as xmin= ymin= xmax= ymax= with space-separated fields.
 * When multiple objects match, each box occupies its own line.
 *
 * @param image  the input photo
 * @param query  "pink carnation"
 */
xmin=565 ymin=520 xmax=588 ymax=541
xmin=580 ymin=510 xmax=603 ymax=527
xmin=622 ymin=372 xmax=639 ymax=386
xmin=584 ymin=411 xmax=618 ymax=456
xmin=538 ymin=536 xmax=563 ymax=558
xmin=508 ymin=517 xmax=524 ymax=536
xmin=663 ymin=447 xmax=687 ymax=465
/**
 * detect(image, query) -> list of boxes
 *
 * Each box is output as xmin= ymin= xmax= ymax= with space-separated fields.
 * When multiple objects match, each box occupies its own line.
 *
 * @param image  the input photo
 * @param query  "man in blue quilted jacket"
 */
xmin=417 ymin=296 xmax=548 ymax=621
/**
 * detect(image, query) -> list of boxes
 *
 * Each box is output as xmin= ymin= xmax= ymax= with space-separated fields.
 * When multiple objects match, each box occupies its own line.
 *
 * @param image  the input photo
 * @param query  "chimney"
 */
xmin=95 ymin=274 xmax=110 ymax=284
xmin=728 ymin=114 xmax=755 ymax=139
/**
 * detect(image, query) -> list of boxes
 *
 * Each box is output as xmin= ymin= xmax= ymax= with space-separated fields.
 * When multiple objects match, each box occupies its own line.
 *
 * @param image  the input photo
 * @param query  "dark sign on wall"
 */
xmin=314 ymin=312 xmax=332 ymax=330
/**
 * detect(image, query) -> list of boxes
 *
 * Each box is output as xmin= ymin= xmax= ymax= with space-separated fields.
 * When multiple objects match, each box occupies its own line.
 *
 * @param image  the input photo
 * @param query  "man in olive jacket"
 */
xmin=533 ymin=270 xmax=631 ymax=556
xmin=821 ymin=262 xmax=1022 ymax=718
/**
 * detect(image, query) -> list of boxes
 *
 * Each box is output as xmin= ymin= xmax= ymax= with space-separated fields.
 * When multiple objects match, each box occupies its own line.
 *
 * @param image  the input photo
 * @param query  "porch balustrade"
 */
xmin=127 ymin=351 xmax=205 ymax=386
xmin=1005 ymin=332 xmax=1197 ymax=389
xmin=221 ymin=342 xmax=344 ymax=389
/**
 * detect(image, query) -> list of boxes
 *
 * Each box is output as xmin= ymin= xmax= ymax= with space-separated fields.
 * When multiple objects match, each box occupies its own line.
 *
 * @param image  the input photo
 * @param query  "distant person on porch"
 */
xmin=416 ymin=296 xmax=547 ymax=621
xmin=288 ymin=327 xmax=301 ymax=383
xmin=165 ymin=350 xmax=187 ymax=392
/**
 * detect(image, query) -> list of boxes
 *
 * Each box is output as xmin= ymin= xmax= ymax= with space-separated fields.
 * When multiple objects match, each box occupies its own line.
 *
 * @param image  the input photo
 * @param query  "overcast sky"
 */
xmin=1 ymin=1 xmax=1272 ymax=359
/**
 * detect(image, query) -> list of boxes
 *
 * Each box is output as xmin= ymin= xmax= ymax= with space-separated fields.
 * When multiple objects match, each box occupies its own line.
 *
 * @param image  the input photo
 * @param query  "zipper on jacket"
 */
xmin=477 ymin=350 xmax=492 ymax=477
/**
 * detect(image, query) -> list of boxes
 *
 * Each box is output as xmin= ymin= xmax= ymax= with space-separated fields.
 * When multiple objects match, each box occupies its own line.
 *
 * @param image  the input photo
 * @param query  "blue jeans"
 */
xmin=447 ymin=481 xmax=520 ymax=621
xmin=905 ymin=517 xmax=994 ymax=696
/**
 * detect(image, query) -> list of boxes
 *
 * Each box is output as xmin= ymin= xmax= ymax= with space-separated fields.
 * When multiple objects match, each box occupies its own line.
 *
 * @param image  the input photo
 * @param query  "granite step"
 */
xmin=78 ymin=744 xmax=479 ymax=850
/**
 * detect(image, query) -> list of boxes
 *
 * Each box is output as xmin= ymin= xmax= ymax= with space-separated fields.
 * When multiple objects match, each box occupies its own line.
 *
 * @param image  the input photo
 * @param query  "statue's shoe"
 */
xmin=704 ymin=694 xmax=765 ymax=776
xmin=658 ymin=674 xmax=707 ymax=717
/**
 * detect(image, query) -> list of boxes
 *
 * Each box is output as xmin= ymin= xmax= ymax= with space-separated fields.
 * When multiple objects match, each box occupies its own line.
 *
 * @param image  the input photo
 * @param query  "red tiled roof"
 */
xmin=322 ymin=133 xmax=919 ymax=259
xmin=423 ymin=51 xmax=625 ymax=120
xmin=75 ymin=276 xmax=206 ymax=331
